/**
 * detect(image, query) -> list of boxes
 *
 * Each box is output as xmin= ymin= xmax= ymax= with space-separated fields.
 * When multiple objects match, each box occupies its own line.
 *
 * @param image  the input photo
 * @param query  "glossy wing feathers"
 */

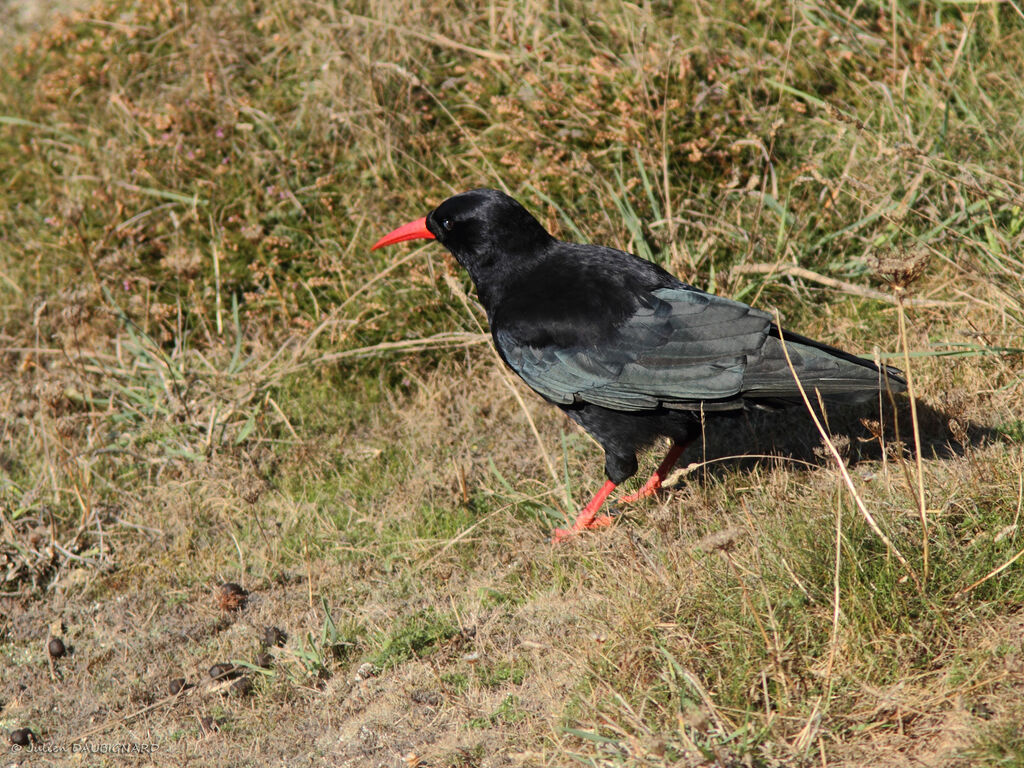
xmin=741 ymin=328 xmax=906 ymax=403
xmin=498 ymin=287 xmax=904 ymax=412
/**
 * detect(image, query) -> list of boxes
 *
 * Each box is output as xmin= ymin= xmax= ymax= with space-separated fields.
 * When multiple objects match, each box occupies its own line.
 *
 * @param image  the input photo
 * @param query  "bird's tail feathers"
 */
xmin=740 ymin=327 xmax=907 ymax=402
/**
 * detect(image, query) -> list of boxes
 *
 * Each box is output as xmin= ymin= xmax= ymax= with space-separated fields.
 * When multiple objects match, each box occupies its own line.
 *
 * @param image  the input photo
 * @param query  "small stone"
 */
xmin=255 ymin=652 xmax=273 ymax=668
xmin=48 ymin=637 xmax=66 ymax=658
xmin=10 ymin=728 xmax=37 ymax=746
xmin=229 ymin=677 xmax=253 ymax=697
xmin=169 ymin=677 xmax=187 ymax=695
xmin=208 ymin=663 xmax=234 ymax=680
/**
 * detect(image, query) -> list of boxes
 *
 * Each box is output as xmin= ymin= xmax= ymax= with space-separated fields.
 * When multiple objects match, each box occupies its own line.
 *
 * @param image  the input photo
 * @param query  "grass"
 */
xmin=2 ymin=0 xmax=1024 ymax=765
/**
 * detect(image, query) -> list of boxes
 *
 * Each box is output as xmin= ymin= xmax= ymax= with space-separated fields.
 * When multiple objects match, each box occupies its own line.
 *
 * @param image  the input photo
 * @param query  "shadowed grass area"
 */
xmin=2 ymin=0 xmax=1024 ymax=765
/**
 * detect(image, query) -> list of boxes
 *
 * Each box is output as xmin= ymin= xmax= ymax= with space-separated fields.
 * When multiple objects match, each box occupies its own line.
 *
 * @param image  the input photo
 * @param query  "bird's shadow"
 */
xmin=666 ymin=397 xmax=1001 ymax=486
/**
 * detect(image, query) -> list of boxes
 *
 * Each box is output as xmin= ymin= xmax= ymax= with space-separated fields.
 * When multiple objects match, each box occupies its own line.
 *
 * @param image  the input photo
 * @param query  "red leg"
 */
xmin=619 ymin=441 xmax=690 ymax=504
xmin=553 ymin=480 xmax=616 ymax=542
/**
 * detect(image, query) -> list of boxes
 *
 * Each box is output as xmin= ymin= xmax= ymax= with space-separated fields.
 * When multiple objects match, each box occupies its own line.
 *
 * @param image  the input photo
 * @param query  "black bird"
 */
xmin=372 ymin=189 xmax=906 ymax=540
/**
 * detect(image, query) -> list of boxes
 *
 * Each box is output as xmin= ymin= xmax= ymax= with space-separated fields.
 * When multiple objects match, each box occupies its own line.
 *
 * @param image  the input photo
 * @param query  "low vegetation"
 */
xmin=2 ymin=0 xmax=1023 ymax=765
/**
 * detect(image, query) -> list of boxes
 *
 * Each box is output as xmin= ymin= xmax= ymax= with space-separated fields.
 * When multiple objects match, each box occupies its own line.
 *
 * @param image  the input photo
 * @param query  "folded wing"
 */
xmin=497 ymin=287 xmax=904 ymax=412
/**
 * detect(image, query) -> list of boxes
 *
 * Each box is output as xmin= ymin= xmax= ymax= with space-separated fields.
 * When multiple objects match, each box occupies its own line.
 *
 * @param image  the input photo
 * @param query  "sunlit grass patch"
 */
xmin=2 ymin=0 xmax=1024 ymax=764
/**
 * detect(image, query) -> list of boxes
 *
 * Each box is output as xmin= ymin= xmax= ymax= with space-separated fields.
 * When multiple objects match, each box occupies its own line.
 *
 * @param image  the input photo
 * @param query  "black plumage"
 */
xmin=373 ymin=189 xmax=906 ymax=538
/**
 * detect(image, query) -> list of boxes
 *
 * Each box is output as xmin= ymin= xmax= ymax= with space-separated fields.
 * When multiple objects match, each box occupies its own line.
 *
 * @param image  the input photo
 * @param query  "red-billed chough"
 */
xmin=372 ymin=189 xmax=906 ymax=540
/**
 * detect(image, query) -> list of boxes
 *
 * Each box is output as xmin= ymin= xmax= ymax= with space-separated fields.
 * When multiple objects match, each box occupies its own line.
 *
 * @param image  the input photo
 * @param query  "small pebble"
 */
xmin=255 ymin=652 xmax=273 ymax=668
xmin=229 ymin=676 xmax=253 ymax=697
xmin=10 ymin=728 xmax=37 ymax=746
xmin=169 ymin=677 xmax=187 ymax=695
xmin=208 ymin=663 xmax=234 ymax=680
xmin=48 ymin=637 xmax=66 ymax=658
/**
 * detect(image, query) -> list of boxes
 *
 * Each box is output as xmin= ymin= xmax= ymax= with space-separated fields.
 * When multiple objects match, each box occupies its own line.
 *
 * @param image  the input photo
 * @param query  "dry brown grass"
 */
xmin=3 ymin=0 xmax=1024 ymax=766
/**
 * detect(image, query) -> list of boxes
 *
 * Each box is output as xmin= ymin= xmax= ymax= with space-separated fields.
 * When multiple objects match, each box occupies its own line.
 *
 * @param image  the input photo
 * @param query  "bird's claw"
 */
xmin=552 ymin=514 xmax=614 ymax=543
xmin=552 ymin=527 xmax=574 ymax=542
xmin=619 ymin=483 xmax=662 ymax=504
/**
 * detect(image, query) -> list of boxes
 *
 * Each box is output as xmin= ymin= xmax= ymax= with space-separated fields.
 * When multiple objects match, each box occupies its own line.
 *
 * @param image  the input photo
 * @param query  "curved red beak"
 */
xmin=370 ymin=216 xmax=435 ymax=251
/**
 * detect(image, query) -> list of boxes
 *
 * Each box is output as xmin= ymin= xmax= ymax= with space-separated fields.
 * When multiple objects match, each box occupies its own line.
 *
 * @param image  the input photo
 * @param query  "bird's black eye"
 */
xmin=442 ymin=218 xmax=454 ymax=231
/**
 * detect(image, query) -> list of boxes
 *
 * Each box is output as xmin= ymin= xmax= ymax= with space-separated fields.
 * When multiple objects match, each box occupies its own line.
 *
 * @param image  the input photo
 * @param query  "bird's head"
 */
xmin=372 ymin=189 xmax=553 ymax=294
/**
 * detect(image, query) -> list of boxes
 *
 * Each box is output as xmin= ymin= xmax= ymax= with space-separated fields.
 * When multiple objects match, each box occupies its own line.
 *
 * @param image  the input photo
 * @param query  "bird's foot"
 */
xmin=618 ymin=478 xmax=662 ymax=504
xmin=551 ymin=480 xmax=618 ymax=543
xmin=552 ymin=514 xmax=614 ymax=542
